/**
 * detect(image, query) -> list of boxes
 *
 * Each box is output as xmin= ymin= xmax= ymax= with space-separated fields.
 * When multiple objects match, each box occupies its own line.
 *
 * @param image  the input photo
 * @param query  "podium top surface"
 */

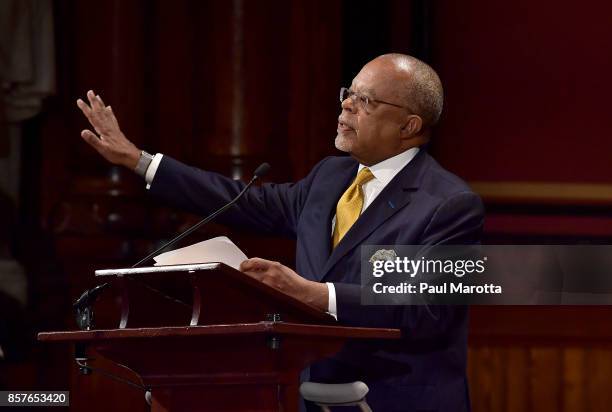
xmin=95 ymin=263 xmax=219 ymax=276
xmin=38 ymin=322 xmax=401 ymax=342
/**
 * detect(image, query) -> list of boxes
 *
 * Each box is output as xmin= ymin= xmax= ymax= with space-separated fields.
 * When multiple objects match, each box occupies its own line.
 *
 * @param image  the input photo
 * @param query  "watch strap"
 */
xmin=134 ymin=150 xmax=154 ymax=177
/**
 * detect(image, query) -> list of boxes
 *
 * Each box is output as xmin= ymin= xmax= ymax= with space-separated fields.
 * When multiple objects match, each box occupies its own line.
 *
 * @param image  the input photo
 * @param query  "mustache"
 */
xmin=338 ymin=117 xmax=356 ymax=130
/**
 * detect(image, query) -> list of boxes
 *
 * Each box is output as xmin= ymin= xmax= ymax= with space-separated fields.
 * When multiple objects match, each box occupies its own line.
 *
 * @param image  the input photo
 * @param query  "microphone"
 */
xmin=132 ymin=162 xmax=270 ymax=267
xmin=73 ymin=162 xmax=271 ymax=329
xmin=253 ymin=162 xmax=271 ymax=178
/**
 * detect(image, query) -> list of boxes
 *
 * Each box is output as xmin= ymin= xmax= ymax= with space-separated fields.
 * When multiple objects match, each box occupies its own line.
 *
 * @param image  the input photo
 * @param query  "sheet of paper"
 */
xmin=153 ymin=236 xmax=248 ymax=270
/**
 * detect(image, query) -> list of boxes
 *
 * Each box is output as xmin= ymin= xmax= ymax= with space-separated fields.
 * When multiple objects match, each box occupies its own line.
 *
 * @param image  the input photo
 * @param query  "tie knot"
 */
xmin=354 ymin=167 xmax=375 ymax=187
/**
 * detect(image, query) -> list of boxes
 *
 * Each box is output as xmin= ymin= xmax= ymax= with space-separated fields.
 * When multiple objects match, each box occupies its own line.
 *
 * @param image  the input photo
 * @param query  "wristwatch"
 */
xmin=134 ymin=150 xmax=154 ymax=177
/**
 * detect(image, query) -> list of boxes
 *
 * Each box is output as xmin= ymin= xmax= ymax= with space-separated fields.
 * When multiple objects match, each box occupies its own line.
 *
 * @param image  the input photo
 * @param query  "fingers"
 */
xmin=78 ymin=90 xmax=120 ymax=134
xmin=80 ymin=129 xmax=105 ymax=150
xmin=86 ymin=90 xmax=96 ymax=108
xmin=76 ymin=98 xmax=91 ymax=116
xmin=89 ymin=90 xmax=107 ymax=113
xmin=77 ymin=90 xmax=112 ymax=115
xmin=103 ymin=106 xmax=118 ymax=126
xmin=240 ymin=257 xmax=274 ymax=272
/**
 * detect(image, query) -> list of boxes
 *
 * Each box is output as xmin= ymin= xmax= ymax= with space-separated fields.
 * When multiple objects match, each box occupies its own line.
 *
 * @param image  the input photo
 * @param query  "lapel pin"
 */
xmin=369 ymin=249 xmax=398 ymax=263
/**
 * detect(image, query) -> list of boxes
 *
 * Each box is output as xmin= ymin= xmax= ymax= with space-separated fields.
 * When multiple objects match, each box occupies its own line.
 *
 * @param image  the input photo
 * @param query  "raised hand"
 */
xmin=76 ymin=90 xmax=141 ymax=169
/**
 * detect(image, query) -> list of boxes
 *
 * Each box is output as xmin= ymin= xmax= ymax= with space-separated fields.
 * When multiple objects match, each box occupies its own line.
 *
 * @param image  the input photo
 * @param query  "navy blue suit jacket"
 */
xmin=149 ymin=150 xmax=484 ymax=412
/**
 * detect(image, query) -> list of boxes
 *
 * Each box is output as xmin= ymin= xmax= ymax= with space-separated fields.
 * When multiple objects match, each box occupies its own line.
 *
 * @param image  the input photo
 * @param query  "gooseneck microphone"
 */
xmin=73 ymin=162 xmax=271 ymax=329
xmin=131 ymin=162 xmax=271 ymax=268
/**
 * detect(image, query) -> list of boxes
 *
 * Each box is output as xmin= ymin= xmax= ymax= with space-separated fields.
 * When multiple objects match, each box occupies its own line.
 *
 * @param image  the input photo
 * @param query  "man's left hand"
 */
xmin=239 ymin=258 xmax=328 ymax=312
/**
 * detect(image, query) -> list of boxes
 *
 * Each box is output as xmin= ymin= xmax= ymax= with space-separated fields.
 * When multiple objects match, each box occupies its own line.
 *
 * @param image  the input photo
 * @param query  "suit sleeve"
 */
xmin=333 ymin=191 xmax=485 ymax=339
xmin=148 ymin=156 xmax=330 ymax=238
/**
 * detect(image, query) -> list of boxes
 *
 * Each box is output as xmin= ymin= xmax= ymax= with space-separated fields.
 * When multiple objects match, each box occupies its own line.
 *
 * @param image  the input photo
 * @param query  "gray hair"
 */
xmin=380 ymin=53 xmax=444 ymax=126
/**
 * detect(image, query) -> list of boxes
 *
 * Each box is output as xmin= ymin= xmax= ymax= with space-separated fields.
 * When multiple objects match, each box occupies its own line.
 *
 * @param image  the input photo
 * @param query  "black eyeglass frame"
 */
xmin=339 ymin=87 xmax=414 ymax=113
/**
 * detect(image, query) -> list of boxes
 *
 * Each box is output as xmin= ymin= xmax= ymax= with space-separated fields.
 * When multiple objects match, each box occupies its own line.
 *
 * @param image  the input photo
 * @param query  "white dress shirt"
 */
xmin=144 ymin=147 xmax=420 ymax=319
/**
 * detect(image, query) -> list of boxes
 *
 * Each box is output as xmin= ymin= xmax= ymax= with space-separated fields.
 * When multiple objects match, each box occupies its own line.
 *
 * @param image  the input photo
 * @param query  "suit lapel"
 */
xmin=308 ymin=159 xmax=358 ymax=280
xmin=319 ymin=150 xmax=428 ymax=280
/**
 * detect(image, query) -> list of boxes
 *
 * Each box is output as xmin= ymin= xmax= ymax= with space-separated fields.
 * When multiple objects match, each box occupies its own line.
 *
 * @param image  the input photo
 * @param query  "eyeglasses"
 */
xmin=339 ymin=87 xmax=412 ymax=113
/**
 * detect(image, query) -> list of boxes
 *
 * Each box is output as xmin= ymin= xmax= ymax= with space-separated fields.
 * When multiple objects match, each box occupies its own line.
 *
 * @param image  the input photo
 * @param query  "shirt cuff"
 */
xmin=145 ymin=153 xmax=164 ymax=189
xmin=326 ymin=282 xmax=338 ymax=320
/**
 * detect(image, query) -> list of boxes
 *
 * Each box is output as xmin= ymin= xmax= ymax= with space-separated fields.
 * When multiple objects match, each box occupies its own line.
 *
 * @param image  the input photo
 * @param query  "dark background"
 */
xmin=2 ymin=0 xmax=612 ymax=410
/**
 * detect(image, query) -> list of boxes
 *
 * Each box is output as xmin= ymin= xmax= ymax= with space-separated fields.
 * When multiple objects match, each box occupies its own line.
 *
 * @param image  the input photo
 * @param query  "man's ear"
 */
xmin=400 ymin=115 xmax=423 ymax=138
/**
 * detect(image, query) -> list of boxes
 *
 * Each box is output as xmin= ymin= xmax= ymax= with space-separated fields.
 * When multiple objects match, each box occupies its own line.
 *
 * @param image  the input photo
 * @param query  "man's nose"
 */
xmin=341 ymin=96 xmax=356 ymax=113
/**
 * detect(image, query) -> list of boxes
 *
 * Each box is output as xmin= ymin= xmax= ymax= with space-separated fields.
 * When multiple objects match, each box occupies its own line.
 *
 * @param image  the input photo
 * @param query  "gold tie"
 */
xmin=332 ymin=168 xmax=375 ymax=248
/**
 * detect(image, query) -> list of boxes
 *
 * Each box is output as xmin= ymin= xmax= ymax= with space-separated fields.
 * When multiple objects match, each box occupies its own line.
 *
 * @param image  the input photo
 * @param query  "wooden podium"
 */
xmin=38 ymin=263 xmax=400 ymax=411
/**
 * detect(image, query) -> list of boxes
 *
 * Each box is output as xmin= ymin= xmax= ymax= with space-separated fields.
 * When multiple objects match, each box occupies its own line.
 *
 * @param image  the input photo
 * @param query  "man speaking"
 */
xmin=77 ymin=53 xmax=484 ymax=411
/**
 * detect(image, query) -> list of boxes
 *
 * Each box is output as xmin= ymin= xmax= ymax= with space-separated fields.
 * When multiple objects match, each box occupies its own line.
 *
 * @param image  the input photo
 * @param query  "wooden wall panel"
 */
xmin=469 ymin=306 xmax=612 ymax=412
xmin=147 ymin=0 xmax=195 ymax=163
xmin=585 ymin=347 xmax=612 ymax=411
xmin=563 ymin=348 xmax=585 ymax=411
xmin=427 ymin=0 xmax=612 ymax=239
xmin=468 ymin=347 xmax=506 ymax=411
xmin=529 ymin=347 xmax=563 ymax=412
xmin=429 ymin=0 xmax=612 ymax=184
xmin=468 ymin=345 xmax=612 ymax=412
xmin=287 ymin=0 xmax=343 ymax=178
xmin=505 ymin=347 xmax=529 ymax=411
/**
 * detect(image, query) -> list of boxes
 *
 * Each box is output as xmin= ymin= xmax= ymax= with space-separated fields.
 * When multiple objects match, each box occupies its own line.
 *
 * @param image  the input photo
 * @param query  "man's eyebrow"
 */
xmin=364 ymin=88 xmax=377 ymax=98
xmin=350 ymin=85 xmax=377 ymax=98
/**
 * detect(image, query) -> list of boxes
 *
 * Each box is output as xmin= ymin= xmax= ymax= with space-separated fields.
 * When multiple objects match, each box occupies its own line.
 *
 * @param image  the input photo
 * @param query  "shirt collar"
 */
xmin=358 ymin=147 xmax=420 ymax=186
